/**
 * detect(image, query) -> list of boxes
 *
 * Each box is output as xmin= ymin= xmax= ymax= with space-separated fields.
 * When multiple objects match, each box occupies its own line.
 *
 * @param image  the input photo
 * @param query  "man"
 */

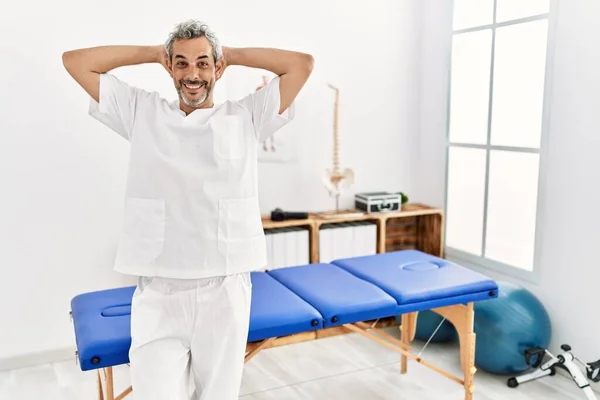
xmin=62 ymin=19 xmax=313 ymax=400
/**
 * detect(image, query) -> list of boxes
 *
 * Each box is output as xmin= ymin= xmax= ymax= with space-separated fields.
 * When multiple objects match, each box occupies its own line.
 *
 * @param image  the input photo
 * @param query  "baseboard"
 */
xmin=0 ymin=346 xmax=76 ymax=371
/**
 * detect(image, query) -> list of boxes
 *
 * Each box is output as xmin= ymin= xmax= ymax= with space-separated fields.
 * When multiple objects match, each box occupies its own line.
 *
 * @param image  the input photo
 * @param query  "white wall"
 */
xmin=416 ymin=0 xmax=600 ymax=374
xmin=0 ymin=0 xmax=420 ymax=367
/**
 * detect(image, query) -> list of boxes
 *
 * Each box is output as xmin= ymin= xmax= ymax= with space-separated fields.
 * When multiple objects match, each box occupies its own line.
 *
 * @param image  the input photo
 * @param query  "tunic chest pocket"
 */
xmin=115 ymin=197 xmax=165 ymax=266
xmin=210 ymin=115 xmax=244 ymax=160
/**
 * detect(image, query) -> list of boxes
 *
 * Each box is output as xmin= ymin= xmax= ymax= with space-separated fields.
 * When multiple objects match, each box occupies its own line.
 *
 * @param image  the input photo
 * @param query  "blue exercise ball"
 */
xmin=474 ymin=281 xmax=551 ymax=374
xmin=414 ymin=310 xmax=457 ymax=342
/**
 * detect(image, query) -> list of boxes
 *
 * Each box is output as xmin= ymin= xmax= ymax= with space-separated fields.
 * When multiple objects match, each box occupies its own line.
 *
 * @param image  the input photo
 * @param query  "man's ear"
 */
xmin=166 ymin=57 xmax=174 ymax=78
xmin=215 ymin=57 xmax=226 ymax=80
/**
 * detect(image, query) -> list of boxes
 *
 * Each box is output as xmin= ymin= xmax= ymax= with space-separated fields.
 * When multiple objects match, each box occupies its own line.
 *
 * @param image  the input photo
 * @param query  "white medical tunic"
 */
xmin=89 ymin=73 xmax=295 ymax=279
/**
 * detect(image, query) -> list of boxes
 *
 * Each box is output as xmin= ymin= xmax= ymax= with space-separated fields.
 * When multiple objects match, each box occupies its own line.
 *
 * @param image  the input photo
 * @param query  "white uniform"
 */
xmin=89 ymin=73 xmax=295 ymax=399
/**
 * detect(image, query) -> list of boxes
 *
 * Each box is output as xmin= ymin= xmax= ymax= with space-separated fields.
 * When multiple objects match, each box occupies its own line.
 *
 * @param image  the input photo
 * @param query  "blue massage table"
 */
xmin=70 ymin=250 xmax=498 ymax=400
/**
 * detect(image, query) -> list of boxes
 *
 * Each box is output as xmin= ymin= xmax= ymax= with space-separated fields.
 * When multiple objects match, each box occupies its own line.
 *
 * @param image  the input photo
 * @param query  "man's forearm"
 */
xmin=223 ymin=46 xmax=313 ymax=114
xmin=62 ymin=45 xmax=164 ymax=103
xmin=62 ymin=45 xmax=162 ymax=74
xmin=223 ymin=47 xmax=313 ymax=76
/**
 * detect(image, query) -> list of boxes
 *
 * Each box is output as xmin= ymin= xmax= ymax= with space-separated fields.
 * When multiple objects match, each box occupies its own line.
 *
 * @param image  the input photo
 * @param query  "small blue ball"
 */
xmin=414 ymin=310 xmax=457 ymax=342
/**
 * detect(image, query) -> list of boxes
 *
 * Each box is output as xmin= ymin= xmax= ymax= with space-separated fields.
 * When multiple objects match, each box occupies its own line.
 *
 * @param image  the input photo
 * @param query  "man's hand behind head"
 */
xmin=156 ymin=45 xmax=170 ymax=75
xmin=255 ymin=75 xmax=268 ymax=92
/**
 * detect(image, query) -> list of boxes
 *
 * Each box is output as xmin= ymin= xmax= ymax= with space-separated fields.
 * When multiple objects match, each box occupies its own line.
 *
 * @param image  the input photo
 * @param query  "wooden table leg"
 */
xmin=97 ymin=370 xmax=104 ymax=400
xmin=106 ymin=367 xmax=114 ymax=400
xmin=432 ymin=303 xmax=476 ymax=400
xmin=458 ymin=303 xmax=476 ymax=400
xmin=400 ymin=312 xmax=418 ymax=373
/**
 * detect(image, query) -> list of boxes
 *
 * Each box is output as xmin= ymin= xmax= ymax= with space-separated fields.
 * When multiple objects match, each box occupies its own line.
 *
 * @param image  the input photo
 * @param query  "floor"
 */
xmin=0 ymin=328 xmax=593 ymax=400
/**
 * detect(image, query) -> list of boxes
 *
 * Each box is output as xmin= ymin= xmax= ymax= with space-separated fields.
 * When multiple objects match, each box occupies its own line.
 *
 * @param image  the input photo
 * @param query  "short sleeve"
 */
xmin=239 ymin=76 xmax=296 ymax=143
xmin=88 ymin=73 xmax=143 ymax=141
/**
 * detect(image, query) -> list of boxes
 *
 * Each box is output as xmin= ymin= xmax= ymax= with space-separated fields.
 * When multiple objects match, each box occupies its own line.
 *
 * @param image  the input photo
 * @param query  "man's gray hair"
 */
xmin=165 ymin=19 xmax=222 ymax=62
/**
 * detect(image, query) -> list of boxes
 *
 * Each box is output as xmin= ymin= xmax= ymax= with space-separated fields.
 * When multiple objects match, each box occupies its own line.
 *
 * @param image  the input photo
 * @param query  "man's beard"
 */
xmin=178 ymin=80 xmax=211 ymax=108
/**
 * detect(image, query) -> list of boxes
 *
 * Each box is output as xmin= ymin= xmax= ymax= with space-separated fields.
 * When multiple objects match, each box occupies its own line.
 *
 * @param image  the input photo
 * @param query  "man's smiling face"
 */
xmin=167 ymin=36 xmax=225 ymax=113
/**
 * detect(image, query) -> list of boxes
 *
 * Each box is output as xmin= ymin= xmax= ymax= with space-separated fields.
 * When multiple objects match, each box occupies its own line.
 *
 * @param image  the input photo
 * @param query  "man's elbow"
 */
xmin=302 ymin=53 xmax=315 ymax=75
xmin=288 ymin=53 xmax=313 ymax=81
xmin=62 ymin=50 xmax=78 ymax=73
xmin=62 ymin=51 xmax=70 ymax=68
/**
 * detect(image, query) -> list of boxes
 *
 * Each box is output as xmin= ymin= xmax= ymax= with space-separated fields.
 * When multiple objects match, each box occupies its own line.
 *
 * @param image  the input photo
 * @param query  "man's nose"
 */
xmin=186 ymin=67 xmax=201 ymax=81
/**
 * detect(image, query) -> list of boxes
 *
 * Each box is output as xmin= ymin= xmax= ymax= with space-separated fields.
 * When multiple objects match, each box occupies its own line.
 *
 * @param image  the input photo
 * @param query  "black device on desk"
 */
xmin=271 ymin=208 xmax=309 ymax=222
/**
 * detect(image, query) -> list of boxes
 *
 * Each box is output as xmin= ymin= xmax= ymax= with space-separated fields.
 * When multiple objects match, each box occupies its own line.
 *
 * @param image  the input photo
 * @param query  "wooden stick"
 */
xmin=115 ymin=386 xmax=133 ymax=400
xmin=97 ymin=370 xmax=104 ymax=400
xmin=245 ymin=337 xmax=276 ymax=363
xmin=400 ymin=312 xmax=417 ymax=373
xmin=106 ymin=367 xmax=114 ymax=400
xmin=353 ymin=321 xmax=411 ymax=351
xmin=343 ymin=323 xmax=464 ymax=385
xmin=377 ymin=219 xmax=386 ymax=253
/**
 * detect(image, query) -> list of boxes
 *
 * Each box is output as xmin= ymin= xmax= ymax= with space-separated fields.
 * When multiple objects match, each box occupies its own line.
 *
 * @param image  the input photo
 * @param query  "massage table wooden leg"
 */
xmin=106 ymin=367 xmax=114 ymax=400
xmin=96 ymin=367 xmax=115 ymax=400
xmin=431 ymin=302 xmax=476 ymax=400
xmin=97 ymin=366 xmax=132 ymax=400
xmin=400 ymin=312 xmax=418 ymax=373
xmin=97 ymin=370 xmax=104 ymax=400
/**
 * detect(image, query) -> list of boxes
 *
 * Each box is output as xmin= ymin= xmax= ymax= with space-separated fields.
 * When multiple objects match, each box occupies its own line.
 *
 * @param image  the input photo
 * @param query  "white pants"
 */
xmin=128 ymin=272 xmax=252 ymax=400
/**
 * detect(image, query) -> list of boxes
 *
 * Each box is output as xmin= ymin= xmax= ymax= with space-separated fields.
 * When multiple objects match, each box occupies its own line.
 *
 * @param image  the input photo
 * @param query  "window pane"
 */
xmin=490 ymin=20 xmax=548 ymax=148
xmin=453 ymin=0 xmax=494 ymax=30
xmin=496 ymin=0 xmax=549 ymax=22
xmin=485 ymin=150 xmax=539 ymax=270
xmin=446 ymin=147 xmax=486 ymax=255
xmin=449 ymin=30 xmax=492 ymax=145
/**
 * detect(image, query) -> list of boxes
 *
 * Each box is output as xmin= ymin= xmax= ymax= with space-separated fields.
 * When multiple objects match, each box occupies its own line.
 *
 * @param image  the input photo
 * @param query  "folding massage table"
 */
xmin=70 ymin=249 xmax=499 ymax=400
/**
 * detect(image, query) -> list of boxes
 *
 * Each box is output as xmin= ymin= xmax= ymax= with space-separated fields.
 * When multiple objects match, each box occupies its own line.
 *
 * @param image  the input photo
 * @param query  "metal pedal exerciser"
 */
xmin=508 ymin=344 xmax=600 ymax=400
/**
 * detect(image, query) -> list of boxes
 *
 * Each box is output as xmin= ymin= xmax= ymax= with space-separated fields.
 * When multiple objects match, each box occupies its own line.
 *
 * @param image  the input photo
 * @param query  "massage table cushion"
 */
xmin=70 ymin=250 xmax=498 ymax=371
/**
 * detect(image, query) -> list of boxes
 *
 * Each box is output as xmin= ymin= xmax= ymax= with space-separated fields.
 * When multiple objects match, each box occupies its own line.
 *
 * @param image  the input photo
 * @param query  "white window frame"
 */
xmin=443 ymin=0 xmax=558 ymax=283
